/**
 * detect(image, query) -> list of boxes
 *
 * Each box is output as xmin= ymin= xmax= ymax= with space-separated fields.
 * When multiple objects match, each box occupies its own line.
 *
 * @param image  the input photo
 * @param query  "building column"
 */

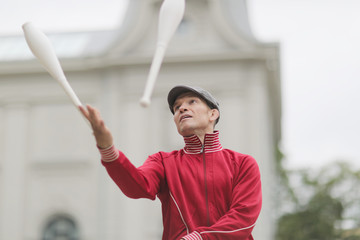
xmin=0 ymin=104 xmax=28 ymax=240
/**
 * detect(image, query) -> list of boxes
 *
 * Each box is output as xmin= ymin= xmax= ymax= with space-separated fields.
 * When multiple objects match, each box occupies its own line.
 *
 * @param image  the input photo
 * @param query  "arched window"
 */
xmin=42 ymin=215 xmax=79 ymax=240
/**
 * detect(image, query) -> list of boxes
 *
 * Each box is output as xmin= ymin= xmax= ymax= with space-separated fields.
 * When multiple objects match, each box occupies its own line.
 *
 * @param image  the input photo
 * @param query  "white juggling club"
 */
xmin=22 ymin=22 xmax=89 ymax=127
xmin=22 ymin=22 xmax=82 ymax=107
xmin=140 ymin=0 xmax=185 ymax=107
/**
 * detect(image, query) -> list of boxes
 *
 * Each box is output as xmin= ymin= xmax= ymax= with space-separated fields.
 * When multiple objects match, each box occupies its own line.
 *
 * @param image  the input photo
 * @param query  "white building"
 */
xmin=0 ymin=0 xmax=281 ymax=239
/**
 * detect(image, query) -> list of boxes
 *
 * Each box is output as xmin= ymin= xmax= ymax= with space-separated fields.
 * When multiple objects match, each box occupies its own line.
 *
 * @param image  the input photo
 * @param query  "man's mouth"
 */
xmin=180 ymin=115 xmax=192 ymax=122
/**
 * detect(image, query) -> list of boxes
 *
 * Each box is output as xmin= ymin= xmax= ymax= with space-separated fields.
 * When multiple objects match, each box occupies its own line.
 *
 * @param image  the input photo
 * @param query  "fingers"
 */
xmin=87 ymin=105 xmax=100 ymax=122
xmin=79 ymin=104 xmax=113 ymax=148
xmin=79 ymin=105 xmax=104 ymax=130
xmin=87 ymin=105 xmax=105 ymax=130
xmin=79 ymin=105 xmax=90 ymax=119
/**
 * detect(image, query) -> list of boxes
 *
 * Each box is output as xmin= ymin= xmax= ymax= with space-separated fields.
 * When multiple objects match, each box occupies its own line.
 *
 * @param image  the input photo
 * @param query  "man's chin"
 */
xmin=177 ymin=127 xmax=195 ymax=137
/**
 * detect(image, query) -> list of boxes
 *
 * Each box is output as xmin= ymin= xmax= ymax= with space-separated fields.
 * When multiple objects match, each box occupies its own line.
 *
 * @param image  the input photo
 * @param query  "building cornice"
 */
xmin=0 ymin=44 xmax=279 ymax=76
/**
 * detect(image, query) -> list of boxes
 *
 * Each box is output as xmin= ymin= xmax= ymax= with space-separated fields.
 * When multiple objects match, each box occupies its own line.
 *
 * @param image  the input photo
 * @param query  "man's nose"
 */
xmin=179 ymin=104 xmax=188 ymax=113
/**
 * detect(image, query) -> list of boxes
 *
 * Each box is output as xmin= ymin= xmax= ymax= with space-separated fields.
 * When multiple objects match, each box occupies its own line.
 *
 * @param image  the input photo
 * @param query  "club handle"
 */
xmin=57 ymin=76 xmax=82 ymax=107
xmin=57 ymin=76 xmax=91 ymax=128
xmin=140 ymin=45 xmax=166 ymax=107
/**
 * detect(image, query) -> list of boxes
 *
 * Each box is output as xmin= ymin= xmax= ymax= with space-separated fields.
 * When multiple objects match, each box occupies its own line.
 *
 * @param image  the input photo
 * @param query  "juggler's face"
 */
xmin=173 ymin=92 xmax=219 ymax=138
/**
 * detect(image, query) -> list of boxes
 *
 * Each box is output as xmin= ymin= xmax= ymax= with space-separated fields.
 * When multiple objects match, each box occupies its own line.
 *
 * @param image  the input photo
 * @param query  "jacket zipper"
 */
xmin=202 ymin=145 xmax=210 ymax=226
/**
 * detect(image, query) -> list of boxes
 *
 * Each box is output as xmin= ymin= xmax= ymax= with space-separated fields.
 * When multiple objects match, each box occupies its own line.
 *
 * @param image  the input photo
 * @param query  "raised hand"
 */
xmin=79 ymin=105 xmax=114 ymax=149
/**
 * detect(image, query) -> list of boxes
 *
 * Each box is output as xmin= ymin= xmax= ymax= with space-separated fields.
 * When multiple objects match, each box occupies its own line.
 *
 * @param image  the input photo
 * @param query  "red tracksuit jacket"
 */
xmin=100 ymin=131 xmax=262 ymax=240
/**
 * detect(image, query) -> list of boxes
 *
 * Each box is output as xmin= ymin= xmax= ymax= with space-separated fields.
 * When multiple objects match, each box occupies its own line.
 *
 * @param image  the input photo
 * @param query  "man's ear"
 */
xmin=209 ymin=109 xmax=220 ymax=122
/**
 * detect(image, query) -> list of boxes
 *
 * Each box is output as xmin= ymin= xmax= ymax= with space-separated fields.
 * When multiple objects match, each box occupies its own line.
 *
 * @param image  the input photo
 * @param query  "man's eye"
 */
xmin=190 ymin=99 xmax=196 ymax=104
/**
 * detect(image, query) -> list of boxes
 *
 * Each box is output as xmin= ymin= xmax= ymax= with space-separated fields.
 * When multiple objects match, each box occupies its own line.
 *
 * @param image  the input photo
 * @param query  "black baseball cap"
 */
xmin=167 ymin=85 xmax=220 ymax=123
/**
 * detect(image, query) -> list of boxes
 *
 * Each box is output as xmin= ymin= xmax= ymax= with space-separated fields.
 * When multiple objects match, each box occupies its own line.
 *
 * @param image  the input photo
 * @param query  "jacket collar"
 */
xmin=183 ymin=131 xmax=223 ymax=154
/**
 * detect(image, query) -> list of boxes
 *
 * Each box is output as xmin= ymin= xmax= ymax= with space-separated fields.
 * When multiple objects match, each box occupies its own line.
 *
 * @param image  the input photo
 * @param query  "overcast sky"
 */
xmin=247 ymin=0 xmax=360 ymax=169
xmin=0 ymin=0 xmax=359 ymax=169
xmin=0 ymin=0 xmax=128 ymax=35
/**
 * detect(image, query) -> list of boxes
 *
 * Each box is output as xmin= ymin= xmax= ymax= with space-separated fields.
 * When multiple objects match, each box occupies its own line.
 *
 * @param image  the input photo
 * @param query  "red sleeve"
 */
xmin=100 ymin=145 xmax=165 ymax=200
xmin=182 ymin=155 xmax=262 ymax=240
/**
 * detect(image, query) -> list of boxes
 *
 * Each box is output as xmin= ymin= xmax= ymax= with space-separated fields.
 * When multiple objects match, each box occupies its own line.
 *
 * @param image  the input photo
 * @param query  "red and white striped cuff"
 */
xmin=98 ymin=145 xmax=119 ymax=162
xmin=181 ymin=231 xmax=202 ymax=240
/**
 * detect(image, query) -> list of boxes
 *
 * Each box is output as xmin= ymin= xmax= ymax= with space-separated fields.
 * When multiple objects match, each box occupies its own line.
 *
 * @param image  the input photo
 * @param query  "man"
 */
xmin=80 ymin=85 xmax=262 ymax=240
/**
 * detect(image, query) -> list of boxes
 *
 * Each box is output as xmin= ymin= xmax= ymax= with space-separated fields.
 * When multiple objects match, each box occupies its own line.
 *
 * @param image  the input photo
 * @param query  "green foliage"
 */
xmin=274 ymin=158 xmax=360 ymax=240
xmin=276 ymin=192 xmax=343 ymax=240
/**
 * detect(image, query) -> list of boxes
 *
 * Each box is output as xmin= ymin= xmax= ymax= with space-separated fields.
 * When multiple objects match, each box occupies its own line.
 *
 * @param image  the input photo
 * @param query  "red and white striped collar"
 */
xmin=183 ymin=131 xmax=223 ymax=154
